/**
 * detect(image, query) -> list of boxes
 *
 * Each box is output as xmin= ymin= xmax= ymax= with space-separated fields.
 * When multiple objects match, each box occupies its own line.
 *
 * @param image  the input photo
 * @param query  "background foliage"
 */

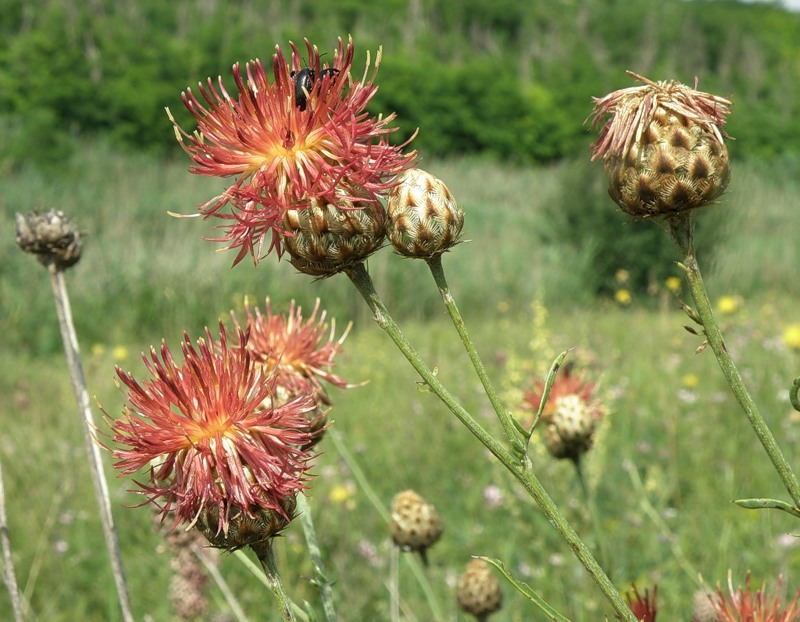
xmin=1 ymin=0 xmax=800 ymax=167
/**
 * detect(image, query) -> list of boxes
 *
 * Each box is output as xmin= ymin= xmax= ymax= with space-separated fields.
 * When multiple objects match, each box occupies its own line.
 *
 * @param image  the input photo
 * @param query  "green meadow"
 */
xmin=2 ymin=144 xmax=800 ymax=620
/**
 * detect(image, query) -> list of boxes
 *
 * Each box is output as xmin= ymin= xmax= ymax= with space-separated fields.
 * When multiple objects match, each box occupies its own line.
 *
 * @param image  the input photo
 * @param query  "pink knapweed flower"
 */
xmin=236 ymin=298 xmax=352 ymax=397
xmin=110 ymin=324 xmax=317 ymax=534
xmin=169 ymin=36 xmax=417 ymax=265
xmin=626 ymin=584 xmax=658 ymax=622
xmin=705 ymin=572 xmax=800 ymax=622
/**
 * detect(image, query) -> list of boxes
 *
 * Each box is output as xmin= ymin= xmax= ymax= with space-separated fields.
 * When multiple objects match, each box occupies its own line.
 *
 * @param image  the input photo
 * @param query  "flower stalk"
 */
xmin=0 ymin=460 xmax=25 ymax=622
xmin=252 ymin=540 xmax=299 ymax=622
xmin=15 ymin=211 xmax=134 ymax=622
xmin=344 ymin=261 xmax=637 ymax=622
xmin=296 ymin=492 xmax=337 ymax=621
xmin=426 ymin=255 xmax=518 ymax=443
xmin=669 ymin=217 xmax=800 ymax=508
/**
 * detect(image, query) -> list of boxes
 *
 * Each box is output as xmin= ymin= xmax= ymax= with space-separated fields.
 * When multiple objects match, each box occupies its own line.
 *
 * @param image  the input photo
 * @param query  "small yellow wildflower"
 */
xmin=665 ymin=276 xmax=681 ymax=293
xmin=615 ymin=269 xmax=630 ymax=284
xmin=615 ymin=289 xmax=632 ymax=305
xmin=91 ymin=343 xmax=106 ymax=357
xmin=329 ymin=485 xmax=352 ymax=505
xmin=782 ymin=324 xmax=800 ymax=351
xmin=716 ymin=295 xmax=742 ymax=315
xmin=112 ymin=346 xmax=129 ymax=361
xmin=681 ymin=373 xmax=699 ymax=389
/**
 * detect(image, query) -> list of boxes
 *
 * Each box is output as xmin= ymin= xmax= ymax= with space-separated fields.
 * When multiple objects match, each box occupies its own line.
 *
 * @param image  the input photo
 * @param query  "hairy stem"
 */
xmin=345 ymin=262 xmax=636 ymax=622
xmin=426 ymin=254 xmax=518 ymax=442
xmin=669 ymin=217 xmax=800 ymax=506
xmin=252 ymin=541 xmax=298 ymax=622
xmin=296 ymin=492 xmax=338 ymax=621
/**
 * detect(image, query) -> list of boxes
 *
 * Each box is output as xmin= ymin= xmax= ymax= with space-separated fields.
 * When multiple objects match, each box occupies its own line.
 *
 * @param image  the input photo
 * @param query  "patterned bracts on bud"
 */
xmin=456 ymin=559 xmax=503 ymax=619
xmin=15 ymin=210 xmax=83 ymax=269
xmin=196 ymin=496 xmax=297 ymax=551
xmin=389 ymin=490 xmax=443 ymax=564
xmin=386 ymin=168 xmax=464 ymax=258
xmin=281 ymin=193 xmax=385 ymax=277
xmin=589 ymin=72 xmax=731 ymax=218
xmin=545 ymin=394 xmax=598 ymax=461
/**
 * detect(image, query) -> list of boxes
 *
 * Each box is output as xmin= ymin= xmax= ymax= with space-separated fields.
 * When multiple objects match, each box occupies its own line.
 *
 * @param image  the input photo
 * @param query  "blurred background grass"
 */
xmin=2 ymin=145 xmax=800 ymax=620
xmin=3 ymin=0 xmax=800 ymax=619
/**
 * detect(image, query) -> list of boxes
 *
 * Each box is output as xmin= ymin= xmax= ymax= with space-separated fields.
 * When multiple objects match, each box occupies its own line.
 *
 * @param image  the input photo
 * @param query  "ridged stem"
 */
xmin=668 ymin=217 xmax=800 ymax=507
xmin=47 ymin=264 xmax=135 ymax=622
xmin=0 ymin=459 xmax=25 ymax=622
xmin=296 ymin=492 xmax=338 ymax=621
xmin=426 ymin=254 xmax=518 ymax=442
xmin=344 ymin=262 xmax=636 ymax=622
xmin=252 ymin=541 xmax=298 ymax=622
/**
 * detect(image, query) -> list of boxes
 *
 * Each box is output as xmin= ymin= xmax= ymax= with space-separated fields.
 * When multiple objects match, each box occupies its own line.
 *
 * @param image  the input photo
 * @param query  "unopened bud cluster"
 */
xmin=386 ymin=168 xmax=464 ymax=258
xmin=282 ymin=168 xmax=463 ymax=275
xmin=456 ymin=558 xmax=503 ymax=619
xmin=389 ymin=489 xmax=443 ymax=563
xmin=589 ymin=72 xmax=731 ymax=219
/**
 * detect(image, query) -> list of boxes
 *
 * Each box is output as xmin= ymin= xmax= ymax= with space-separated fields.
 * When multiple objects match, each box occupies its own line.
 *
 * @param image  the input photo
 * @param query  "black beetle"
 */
xmin=290 ymin=67 xmax=340 ymax=111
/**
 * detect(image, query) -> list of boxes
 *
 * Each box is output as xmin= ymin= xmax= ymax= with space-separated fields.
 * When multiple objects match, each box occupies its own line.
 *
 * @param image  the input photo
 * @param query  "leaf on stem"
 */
xmin=734 ymin=497 xmax=800 ymax=519
xmin=479 ymin=557 xmax=572 ymax=622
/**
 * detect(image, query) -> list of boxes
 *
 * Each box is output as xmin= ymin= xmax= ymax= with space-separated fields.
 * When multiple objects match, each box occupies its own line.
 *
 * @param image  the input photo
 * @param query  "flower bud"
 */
xmin=281 ymin=192 xmax=384 ymax=277
xmin=389 ymin=489 xmax=443 ymax=564
xmin=386 ymin=168 xmax=463 ymax=258
xmin=456 ymin=558 xmax=503 ymax=619
xmin=195 ymin=496 xmax=297 ymax=551
xmin=589 ymin=72 xmax=731 ymax=218
xmin=15 ymin=209 xmax=83 ymax=269
xmin=545 ymin=394 xmax=598 ymax=461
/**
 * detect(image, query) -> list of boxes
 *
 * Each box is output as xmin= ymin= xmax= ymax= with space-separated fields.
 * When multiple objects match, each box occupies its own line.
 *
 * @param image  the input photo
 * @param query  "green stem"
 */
xmin=573 ymin=457 xmax=610 ymax=578
xmin=327 ymin=428 xmax=444 ymax=620
xmin=296 ymin=493 xmax=337 ymax=622
xmin=669 ymin=220 xmax=800 ymax=507
xmin=252 ymin=541 xmax=298 ymax=622
xmin=426 ymin=254 xmax=518 ymax=442
xmin=344 ymin=262 xmax=636 ymax=622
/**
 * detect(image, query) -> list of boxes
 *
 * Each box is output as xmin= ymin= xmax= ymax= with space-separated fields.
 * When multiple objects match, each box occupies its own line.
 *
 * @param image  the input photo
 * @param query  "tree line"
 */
xmin=1 ymin=0 xmax=799 ymax=168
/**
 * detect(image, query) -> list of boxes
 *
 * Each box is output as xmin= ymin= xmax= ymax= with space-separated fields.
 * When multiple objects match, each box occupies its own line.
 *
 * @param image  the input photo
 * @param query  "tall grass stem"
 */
xmin=47 ymin=265 xmax=135 ymax=622
xmin=344 ymin=262 xmax=637 ymax=622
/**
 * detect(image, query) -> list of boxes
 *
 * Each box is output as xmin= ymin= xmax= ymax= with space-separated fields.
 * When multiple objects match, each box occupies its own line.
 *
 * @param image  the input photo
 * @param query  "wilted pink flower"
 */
xmin=626 ymin=584 xmax=658 ymax=622
xmin=110 ymin=324 xmax=317 ymax=533
xmin=522 ymin=365 xmax=606 ymax=461
xmin=235 ymin=298 xmax=352 ymax=396
xmin=707 ymin=572 xmax=800 ymax=622
xmin=169 ymin=36 xmax=417 ymax=265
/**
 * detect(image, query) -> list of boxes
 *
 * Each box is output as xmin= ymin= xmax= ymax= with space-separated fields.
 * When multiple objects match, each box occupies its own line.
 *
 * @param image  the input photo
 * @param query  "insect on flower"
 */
xmin=291 ymin=66 xmax=341 ymax=111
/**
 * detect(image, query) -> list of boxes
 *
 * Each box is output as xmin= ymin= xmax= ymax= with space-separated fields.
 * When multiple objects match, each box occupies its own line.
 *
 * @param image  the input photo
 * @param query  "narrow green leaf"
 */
xmin=734 ymin=497 xmax=800 ymax=519
xmin=479 ymin=557 xmax=572 ymax=622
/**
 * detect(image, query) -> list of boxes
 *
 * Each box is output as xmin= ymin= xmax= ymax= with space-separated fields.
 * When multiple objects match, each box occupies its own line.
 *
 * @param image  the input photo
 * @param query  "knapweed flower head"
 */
xmin=456 ymin=559 xmax=503 ymax=619
xmin=589 ymin=71 xmax=731 ymax=219
xmin=169 ymin=36 xmax=417 ymax=268
xmin=523 ymin=365 xmax=605 ymax=461
xmin=109 ymin=324 xmax=318 ymax=539
xmin=235 ymin=297 xmax=352 ymax=397
xmin=385 ymin=168 xmax=465 ymax=258
xmin=699 ymin=572 xmax=800 ymax=622
xmin=389 ymin=490 xmax=443 ymax=565
xmin=233 ymin=297 xmax=354 ymax=448
xmin=626 ymin=584 xmax=658 ymax=622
